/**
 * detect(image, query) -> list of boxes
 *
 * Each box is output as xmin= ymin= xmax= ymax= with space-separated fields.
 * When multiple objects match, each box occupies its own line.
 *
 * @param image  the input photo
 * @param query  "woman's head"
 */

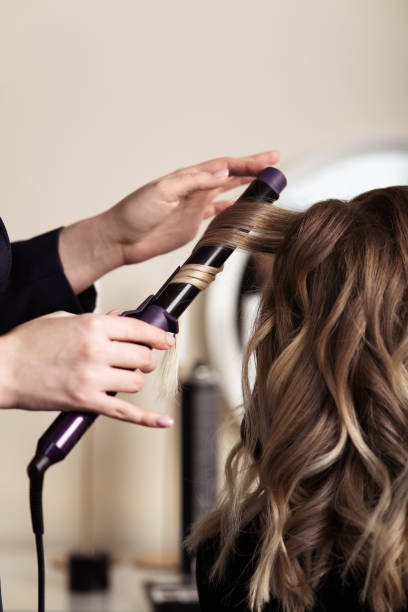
xmin=190 ymin=186 xmax=408 ymax=612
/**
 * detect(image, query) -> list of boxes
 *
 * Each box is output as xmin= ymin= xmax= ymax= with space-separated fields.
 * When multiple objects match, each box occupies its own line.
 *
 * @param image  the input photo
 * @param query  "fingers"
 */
xmin=158 ymin=171 xmax=230 ymax=202
xmin=203 ymin=200 xmax=234 ymax=219
xmin=201 ymin=176 xmax=266 ymax=219
xmin=222 ymin=151 xmax=280 ymax=177
xmin=97 ymin=394 xmax=174 ymax=428
xmin=154 ymin=152 xmax=280 ymax=203
xmin=219 ymin=176 xmax=254 ymax=191
xmin=107 ymin=340 xmax=157 ymax=372
xmin=99 ymin=314 xmax=175 ymax=350
xmin=103 ymin=367 xmax=147 ymax=393
xmin=167 ymin=150 xmax=280 ymax=179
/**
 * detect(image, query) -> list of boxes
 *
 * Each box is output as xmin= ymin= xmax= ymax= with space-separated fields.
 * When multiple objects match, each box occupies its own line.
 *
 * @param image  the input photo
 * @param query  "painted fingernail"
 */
xmin=157 ymin=416 xmax=174 ymax=427
xmin=212 ymin=168 xmax=229 ymax=178
xmin=166 ymin=333 xmax=176 ymax=346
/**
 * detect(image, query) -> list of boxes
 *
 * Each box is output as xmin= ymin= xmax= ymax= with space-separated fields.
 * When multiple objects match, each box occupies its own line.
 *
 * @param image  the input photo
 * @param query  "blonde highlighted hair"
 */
xmin=188 ymin=186 xmax=408 ymax=612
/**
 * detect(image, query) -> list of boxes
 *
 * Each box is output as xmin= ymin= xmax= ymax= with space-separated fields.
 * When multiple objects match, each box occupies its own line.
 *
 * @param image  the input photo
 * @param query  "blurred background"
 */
xmin=0 ymin=0 xmax=407 ymax=610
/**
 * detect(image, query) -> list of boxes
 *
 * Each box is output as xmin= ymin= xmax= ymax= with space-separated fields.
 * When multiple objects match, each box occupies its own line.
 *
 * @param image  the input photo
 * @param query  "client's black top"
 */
xmin=196 ymin=530 xmax=376 ymax=611
xmin=0 ymin=218 xmax=96 ymax=331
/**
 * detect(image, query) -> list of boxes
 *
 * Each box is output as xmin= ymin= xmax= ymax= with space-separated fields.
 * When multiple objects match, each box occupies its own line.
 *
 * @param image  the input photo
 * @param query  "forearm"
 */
xmin=0 ymin=334 xmax=17 ymax=408
xmin=58 ymin=212 xmax=125 ymax=294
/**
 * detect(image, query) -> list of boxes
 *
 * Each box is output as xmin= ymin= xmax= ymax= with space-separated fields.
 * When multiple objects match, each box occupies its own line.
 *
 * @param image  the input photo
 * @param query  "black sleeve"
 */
xmin=0 ymin=225 xmax=96 ymax=334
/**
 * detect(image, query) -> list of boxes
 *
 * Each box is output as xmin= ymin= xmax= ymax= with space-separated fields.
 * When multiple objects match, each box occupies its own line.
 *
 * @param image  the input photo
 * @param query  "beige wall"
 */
xmin=0 ymin=0 xmax=407 ymax=573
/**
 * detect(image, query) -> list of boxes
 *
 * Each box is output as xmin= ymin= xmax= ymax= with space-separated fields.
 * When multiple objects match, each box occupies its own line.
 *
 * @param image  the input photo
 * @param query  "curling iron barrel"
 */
xmin=28 ymin=167 xmax=287 ymax=475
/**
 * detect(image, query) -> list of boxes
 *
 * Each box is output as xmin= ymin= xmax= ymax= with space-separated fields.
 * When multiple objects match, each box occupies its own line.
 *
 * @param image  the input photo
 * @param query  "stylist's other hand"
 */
xmin=0 ymin=311 xmax=175 ymax=427
xmin=59 ymin=150 xmax=279 ymax=294
xmin=102 ymin=150 xmax=280 ymax=264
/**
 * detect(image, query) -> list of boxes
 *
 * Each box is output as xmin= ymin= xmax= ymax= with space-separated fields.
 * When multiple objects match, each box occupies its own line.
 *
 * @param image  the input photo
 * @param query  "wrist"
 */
xmin=95 ymin=209 xmax=128 ymax=268
xmin=0 ymin=333 xmax=20 ymax=408
xmin=59 ymin=213 xmax=126 ymax=293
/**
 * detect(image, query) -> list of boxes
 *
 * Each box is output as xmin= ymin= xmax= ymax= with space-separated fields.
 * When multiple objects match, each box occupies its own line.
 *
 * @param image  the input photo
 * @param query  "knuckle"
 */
xmin=158 ymin=177 xmax=170 ymax=190
xmin=110 ymin=405 xmax=128 ymax=421
xmin=81 ymin=314 xmax=103 ymax=333
xmin=156 ymin=179 xmax=169 ymax=197
xmin=68 ymin=385 xmax=90 ymax=408
xmin=71 ymin=368 xmax=95 ymax=400
xmin=78 ymin=338 xmax=95 ymax=360
xmin=139 ymin=347 xmax=156 ymax=372
xmin=129 ymin=318 xmax=143 ymax=332
xmin=109 ymin=405 xmax=143 ymax=424
xmin=132 ymin=373 xmax=144 ymax=392
xmin=68 ymin=366 xmax=102 ymax=408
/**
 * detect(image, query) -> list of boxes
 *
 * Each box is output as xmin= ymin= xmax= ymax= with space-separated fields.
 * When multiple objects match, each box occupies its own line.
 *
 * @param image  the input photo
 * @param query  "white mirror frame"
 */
xmin=204 ymin=140 xmax=408 ymax=409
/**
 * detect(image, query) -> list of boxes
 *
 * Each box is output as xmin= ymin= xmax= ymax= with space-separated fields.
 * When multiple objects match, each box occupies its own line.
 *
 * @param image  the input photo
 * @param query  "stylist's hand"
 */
xmin=105 ymin=150 xmax=280 ymax=264
xmin=59 ymin=150 xmax=279 ymax=293
xmin=0 ymin=311 xmax=175 ymax=427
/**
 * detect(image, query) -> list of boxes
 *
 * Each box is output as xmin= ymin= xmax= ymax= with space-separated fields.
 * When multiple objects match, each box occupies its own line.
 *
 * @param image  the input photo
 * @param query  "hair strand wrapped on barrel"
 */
xmin=188 ymin=186 xmax=408 ymax=612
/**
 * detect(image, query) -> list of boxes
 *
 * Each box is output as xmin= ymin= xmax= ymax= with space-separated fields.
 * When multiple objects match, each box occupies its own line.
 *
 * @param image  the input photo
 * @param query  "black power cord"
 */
xmin=34 ymin=533 xmax=45 ymax=612
xmin=28 ymin=455 xmax=51 ymax=612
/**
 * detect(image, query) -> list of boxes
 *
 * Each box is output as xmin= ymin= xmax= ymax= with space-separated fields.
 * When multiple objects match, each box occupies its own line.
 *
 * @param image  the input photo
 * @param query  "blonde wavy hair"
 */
xmin=188 ymin=186 xmax=408 ymax=612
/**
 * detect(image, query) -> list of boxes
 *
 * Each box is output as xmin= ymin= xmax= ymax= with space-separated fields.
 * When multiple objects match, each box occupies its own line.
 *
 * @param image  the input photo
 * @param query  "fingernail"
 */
xmin=212 ymin=168 xmax=229 ymax=178
xmin=166 ymin=333 xmax=176 ymax=346
xmin=157 ymin=416 xmax=174 ymax=427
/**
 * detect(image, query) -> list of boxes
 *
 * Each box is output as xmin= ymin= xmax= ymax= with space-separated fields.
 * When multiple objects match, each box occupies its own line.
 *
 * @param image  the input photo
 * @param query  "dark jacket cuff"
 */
xmin=0 ymin=227 xmax=97 ymax=333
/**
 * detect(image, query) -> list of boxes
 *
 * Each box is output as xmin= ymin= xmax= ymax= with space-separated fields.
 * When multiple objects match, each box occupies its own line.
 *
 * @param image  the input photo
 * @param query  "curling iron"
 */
xmin=28 ymin=166 xmax=286 ymax=479
xmin=27 ymin=166 xmax=286 ymax=611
